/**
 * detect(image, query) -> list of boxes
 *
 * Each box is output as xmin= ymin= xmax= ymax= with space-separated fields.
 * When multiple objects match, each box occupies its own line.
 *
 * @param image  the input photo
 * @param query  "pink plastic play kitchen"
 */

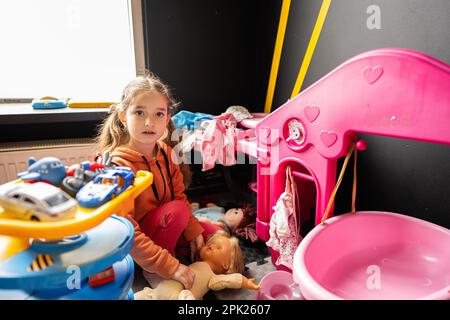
xmin=213 ymin=48 xmax=450 ymax=300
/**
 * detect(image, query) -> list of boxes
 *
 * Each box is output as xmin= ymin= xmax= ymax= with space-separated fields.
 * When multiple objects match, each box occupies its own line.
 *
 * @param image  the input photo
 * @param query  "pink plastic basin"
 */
xmin=293 ymin=211 xmax=450 ymax=300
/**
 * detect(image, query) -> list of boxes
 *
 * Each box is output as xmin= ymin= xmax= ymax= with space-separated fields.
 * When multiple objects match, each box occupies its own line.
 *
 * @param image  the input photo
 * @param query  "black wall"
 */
xmin=142 ymin=0 xmax=450 ymax=227
xmin=275 ymin=0 xmax=450 ymax=227
xmin=274 ymin=0 xmax=450 ymax=104
xmin=142 ymin=0 xmax=280 ymax=113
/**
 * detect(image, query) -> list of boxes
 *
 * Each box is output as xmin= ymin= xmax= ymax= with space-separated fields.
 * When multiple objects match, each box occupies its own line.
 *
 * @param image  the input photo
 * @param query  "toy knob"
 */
xmin=356 ymin=139 xmax=368 ymax=151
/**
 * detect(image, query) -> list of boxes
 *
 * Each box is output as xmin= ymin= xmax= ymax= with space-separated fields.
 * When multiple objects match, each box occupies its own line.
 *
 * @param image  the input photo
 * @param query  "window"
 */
xmin=0 ymin=0 xmax=143 ymax=101
xmin=45 ymin=193 xmax=69 ymax=206
xmin=23 ymin=197 xmax=36 ymax=206
xmin=102 ymin=177 xmax=115 ymax=185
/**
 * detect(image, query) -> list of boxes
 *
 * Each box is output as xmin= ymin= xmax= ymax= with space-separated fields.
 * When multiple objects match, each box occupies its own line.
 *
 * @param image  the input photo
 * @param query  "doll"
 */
xmin=191 ymin=202 xmax=258 ymax=243
xmin=134 ymin=230 xmax=260 ymax=300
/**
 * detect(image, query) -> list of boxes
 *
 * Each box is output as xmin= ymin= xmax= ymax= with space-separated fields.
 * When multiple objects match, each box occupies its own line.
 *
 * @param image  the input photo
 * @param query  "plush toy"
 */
xmin=191 ymin=202 xmax=258 ymax=243
xmin=134 ymin=230 xmax=260 ymax=300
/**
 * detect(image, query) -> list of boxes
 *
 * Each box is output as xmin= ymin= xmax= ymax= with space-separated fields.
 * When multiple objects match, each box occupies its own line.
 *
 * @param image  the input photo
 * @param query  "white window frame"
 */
xmin=129 ymin=0 xmax=146 ymax=77
xmin=0 ymin=0 xmax=146 ymax=105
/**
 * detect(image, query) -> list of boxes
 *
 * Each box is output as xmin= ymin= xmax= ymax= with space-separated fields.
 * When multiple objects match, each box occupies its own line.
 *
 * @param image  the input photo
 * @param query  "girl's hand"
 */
xmin=190 ymin=234 xmax=205 ymax=262
xmin=172 ymin=263 xmax=195 ymax=289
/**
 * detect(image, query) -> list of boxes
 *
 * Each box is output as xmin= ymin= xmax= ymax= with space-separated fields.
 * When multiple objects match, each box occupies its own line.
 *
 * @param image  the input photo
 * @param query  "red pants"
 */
xmin=139 ymin=200 xmax=221 ymax=257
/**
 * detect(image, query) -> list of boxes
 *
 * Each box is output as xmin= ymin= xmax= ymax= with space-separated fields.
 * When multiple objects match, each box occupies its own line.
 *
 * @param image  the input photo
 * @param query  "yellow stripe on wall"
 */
xmin=291 ymin=0 xmax=332 ymax=98
xmin=264 ymin=0 xmax=291 ymax=114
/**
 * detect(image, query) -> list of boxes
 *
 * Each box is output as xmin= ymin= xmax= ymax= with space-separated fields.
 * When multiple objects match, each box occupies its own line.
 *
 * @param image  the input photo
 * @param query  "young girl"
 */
xmin=96 ymin=73 xmax=210 ymax=290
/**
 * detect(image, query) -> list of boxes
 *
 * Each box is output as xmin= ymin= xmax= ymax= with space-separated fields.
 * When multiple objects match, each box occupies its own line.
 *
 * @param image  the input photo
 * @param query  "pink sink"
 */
xmin=293 ymin=211 xmax=450 ymax=300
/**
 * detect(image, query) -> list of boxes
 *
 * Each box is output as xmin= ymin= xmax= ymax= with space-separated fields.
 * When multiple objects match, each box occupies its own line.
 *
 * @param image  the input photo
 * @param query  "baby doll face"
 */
xmin=200 ymin=235 xmax=233 ymax=274
xmin=120 ymin=91 xmax=170 ymax=147
xmin=224 ymin=208 xmax=244 ymax=230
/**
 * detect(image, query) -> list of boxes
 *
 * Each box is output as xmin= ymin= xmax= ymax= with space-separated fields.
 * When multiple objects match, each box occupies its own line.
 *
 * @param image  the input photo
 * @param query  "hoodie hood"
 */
xmin=110 ymin=143 xmax=168 ymax=168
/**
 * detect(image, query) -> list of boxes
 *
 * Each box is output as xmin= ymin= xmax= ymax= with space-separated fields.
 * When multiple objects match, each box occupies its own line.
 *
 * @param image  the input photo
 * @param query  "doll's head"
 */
xmin=200 ymin=230 xmax=244 ymax=275
xmin=224 ymin=203 xmax=257 ymax=242
xmin=223 ymin=208 xmax=244 ymax=231
xmin=224 ymin=203 xmax=256 ymax=231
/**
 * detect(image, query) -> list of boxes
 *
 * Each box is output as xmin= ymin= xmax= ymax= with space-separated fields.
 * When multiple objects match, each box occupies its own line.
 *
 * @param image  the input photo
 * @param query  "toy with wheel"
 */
xmin=0 ymin=158 xmax=153 ymax=299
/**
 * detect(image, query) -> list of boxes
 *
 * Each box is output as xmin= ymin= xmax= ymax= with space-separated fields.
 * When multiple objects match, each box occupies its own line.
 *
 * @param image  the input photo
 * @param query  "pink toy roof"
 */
xmin=257 ymin=48 xmax=450 ymax=160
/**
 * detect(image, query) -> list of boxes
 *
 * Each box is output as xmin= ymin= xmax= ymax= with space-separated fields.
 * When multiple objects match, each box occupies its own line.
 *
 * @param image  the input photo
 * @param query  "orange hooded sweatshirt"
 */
xmin=110 ymin=142 xmax=204 ymax=278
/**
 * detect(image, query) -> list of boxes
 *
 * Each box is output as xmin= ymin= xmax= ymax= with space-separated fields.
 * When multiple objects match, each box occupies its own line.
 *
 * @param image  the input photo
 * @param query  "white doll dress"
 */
xmin=266 ymin=166 xmax=302 ymax=269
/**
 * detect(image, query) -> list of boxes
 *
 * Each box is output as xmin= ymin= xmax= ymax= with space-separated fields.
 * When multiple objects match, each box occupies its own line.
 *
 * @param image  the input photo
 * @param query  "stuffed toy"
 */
xmin=191 ymin=202 xmax=258 ymax=243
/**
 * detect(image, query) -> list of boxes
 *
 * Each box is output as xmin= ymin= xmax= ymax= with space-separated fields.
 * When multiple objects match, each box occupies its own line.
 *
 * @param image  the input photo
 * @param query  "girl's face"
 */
xmin=120 ymin=91 xmax=170 ymax=148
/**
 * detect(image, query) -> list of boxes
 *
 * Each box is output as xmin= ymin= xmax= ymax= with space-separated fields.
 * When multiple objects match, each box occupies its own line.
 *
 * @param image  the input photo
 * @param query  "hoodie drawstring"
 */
xmin=141 ymin=144 xmax=174 ymax=207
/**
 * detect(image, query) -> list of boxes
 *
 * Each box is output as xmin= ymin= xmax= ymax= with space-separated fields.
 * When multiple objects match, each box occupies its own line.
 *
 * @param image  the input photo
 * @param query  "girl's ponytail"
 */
xmin=96 ymin=104 xmax=129 ymax=153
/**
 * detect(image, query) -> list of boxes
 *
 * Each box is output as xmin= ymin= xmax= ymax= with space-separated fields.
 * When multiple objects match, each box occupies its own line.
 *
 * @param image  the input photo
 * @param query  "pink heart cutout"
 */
xmin=320 ymin=131 xmax=338 ymax=147
xmin=362 ymin=66 xmax=383 ymax=84
xmin=304 ymin=106 xmax=320 ymax=122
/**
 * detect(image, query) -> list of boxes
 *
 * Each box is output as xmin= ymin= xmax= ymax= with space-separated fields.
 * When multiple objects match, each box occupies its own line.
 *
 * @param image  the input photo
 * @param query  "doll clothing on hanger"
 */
xmin=266 ymin=166 xmax=302 ymax=269
xmin=201 ymin=113 xmax=238 ymax=171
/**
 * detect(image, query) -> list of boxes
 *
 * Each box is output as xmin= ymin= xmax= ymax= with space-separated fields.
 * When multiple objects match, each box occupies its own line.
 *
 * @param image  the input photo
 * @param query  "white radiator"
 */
xmin=0 ymin=138 xmax=97 ymax=184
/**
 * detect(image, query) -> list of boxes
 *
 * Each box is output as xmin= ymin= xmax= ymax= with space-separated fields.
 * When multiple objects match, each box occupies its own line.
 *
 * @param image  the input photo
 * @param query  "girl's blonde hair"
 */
xmin=206 ymin=230 xmax=244 ymax=274
xmin=96 ymin=72 xmax=179 ymax=152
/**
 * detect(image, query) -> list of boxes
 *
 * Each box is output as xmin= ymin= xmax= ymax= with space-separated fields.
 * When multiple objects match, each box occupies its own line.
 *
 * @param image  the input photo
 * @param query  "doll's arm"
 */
xmin=241 ymin=276 xmax=261 ymax=291
xmin=208 ymin=273 xmax=242 ymax=290
xmin=206 ymin=202 xmax=221 ymax=209
xmin=197 ymin=216 xmax=225 ymax=228
xmin=208 ymin=274 xmax=261 ymax=291
xmin=190 ymin=202 xmax=200 ymax=211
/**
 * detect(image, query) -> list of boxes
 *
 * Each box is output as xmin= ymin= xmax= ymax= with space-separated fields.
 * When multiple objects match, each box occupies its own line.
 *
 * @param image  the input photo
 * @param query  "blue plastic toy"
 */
xmin=31 ymin=97 xmax=67 ymax=109
xmin=0 ymin=215 xmax=134 ymax=300
xmin=17 ymin=157 xmax=66 ymax=186
xmin=76 ymin=167 xmax=135 ymax=208
xmin=0 ymin=254 xmax=134 ymax=300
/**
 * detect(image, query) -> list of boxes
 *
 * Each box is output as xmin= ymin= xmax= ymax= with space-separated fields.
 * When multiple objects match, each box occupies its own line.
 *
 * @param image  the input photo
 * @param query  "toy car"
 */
xmin=0 ymin=182 xmax=77 ymax=222
xmin=76 ymin=167 xmax=135 ymax=208
xmin=62 ymin=161 xmax=105 ymax=197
